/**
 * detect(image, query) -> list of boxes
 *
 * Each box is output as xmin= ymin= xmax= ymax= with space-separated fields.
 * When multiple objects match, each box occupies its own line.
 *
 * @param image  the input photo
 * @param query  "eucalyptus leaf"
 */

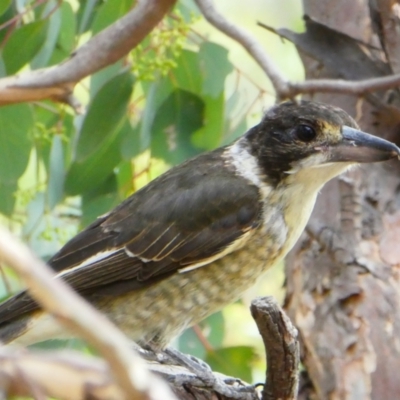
xmin=151 ymin=89 xmax=205 ymax=165
xmin=75 ymin=71 xmax=134 ymax=162
xmin=3 ymin=20 xmax=48 ymax=74
xmin=0 ymin=104 xmax=33 ymax=183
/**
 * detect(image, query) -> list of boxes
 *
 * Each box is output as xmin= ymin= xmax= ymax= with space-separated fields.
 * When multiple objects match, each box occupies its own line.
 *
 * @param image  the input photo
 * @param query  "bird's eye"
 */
xmin=295 ymin=124 xmax=316 ymax=142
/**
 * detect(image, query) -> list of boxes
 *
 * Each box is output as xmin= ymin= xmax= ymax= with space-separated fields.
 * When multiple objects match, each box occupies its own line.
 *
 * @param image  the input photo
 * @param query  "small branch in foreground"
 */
xmin=0 ymin=347 xmax=123 ymax=400
xmin=0 ymin=226 xmax=176 ymax=400
xmin=250 ymin=297 xmax=300 ymax=400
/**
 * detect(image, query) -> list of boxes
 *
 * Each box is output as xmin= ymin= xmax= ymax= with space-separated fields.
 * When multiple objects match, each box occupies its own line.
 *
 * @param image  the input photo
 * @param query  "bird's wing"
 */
xmin=0 ymin=151 xmax=263 ymax=323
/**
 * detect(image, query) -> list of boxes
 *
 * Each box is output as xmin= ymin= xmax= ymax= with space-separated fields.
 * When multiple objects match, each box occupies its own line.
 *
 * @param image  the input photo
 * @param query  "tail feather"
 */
xmin=0 ymin=311 xmax=67 ymax=345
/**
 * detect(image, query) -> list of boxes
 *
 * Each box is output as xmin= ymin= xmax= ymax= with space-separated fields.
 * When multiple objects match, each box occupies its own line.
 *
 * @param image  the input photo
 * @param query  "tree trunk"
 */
xmin=284 ymin=1 xmax=400 ymax=399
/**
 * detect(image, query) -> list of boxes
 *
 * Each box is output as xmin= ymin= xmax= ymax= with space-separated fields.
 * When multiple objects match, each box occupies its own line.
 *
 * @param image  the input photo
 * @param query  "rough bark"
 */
xmin=284 ymin=1 xmax=400 ymax=399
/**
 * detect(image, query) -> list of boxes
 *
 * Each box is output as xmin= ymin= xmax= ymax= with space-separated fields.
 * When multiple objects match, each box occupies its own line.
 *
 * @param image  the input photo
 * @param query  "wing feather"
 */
xmin=0 ymin=148 xmax=263 ymax=324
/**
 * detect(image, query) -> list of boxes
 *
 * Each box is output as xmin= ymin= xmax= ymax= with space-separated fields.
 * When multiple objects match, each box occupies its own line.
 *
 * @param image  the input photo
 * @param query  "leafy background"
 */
xmin=0 ymin=0 xmax=302 ymax=383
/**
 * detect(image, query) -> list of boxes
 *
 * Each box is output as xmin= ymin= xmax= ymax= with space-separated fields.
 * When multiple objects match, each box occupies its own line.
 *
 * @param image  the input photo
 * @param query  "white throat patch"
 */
xmin=225 ymin=139 xmax=272 ymax=199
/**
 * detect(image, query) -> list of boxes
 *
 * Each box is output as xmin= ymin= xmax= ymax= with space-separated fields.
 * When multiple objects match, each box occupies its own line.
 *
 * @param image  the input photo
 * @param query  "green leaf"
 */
xmin=0 ymin=181 xmax=17 ymax=216
xmin=77 ymin=0 xmax=100 ymax=34
xmin=151 ymin=89 xmax=205 ymax=165
xmin=90 ymin=61 xmax=124 ymax=98
xmin=0 ymin=5 xmax=13 ymax=46
xmin=205 ymin=346 xmax=257 ymax=383
xmin=199 ymin=42 xmax=233 ymax=98
xmin=0 ymin=104 xmax=33 ymax=183
xmin=192 ymin=93 xmax=225 ymax=150
xmin=132 ymin=79 xmax=174 ymax=154
xmin=91 ymin=0 xmax=134 ymax=34
xmin=75 ymin=71 xmax=134 ymax=162
xmin=65 ymin=122 xmax=126 ymax=195
xmin=116 ymin=160 xmax=133 ymax=196
xmin=47 ymin=135 xmax=64 ymax=209
xmin=0 ymin=0 xmax=11 ymax=17
xmin=48 ymin=2 xmax=76 ymax=65
xmin=120 ymin=120 xmax=140 ymax=160
xmin=31 ymin=0 xmax=62 ymax=68
xmin=172 ymin=50 xmax=202 ymax=94
xmin=178 ymin=328 xmax=206 ymax=360
xmin=3 ymin=20 xmax=48 ymax=74
xmin=81 ymin=174 xmax=119 ymax=227
xmin=178 ymin=311 xmax=225 ymax=358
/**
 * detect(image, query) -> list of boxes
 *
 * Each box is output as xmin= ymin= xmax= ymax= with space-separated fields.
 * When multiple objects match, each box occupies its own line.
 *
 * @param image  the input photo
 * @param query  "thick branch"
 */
xmin=0 ymin=0 xmax=176 ymax=105
xmin=250 ymin=297 xmax=299 ymax=400
xmin=0 ymin=226 xmax=176 ymax=400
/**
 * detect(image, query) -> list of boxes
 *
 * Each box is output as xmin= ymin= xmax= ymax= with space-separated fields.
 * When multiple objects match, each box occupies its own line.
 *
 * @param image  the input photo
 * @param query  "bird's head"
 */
xmin=244 ymin=100 xmax=400 ymax=188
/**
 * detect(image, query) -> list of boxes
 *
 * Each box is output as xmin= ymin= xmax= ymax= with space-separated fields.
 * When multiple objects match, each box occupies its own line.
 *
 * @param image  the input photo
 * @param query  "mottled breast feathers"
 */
xmin=0 ymin=148 xmax=263 ymax=324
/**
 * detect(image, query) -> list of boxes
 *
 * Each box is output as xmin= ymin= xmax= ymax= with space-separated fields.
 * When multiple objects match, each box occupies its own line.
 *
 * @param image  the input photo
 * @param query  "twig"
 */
xmin=0 ymin=226 xmax=177 ymax=400
xmin=195 ymin=0 xmax=400 ymax=100
xmin=288 ymin=74 xmax=400 ymax=96
xmin=250 ymin=297 xmax=300 ymax=400
xmin=193 ymin=0 xmax=290 ymax=98
xmin=0 ymin=0 xmax=177 ymax=105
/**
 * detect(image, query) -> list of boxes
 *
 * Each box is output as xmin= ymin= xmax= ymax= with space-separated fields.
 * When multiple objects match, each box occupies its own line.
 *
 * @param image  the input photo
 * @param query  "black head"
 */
xmin=244 ymin=100 xmax=400 ymax=186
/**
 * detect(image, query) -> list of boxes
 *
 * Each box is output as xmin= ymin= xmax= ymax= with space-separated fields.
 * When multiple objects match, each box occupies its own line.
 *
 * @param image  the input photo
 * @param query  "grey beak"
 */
xmin=330 ymin=126 xmax=400 ymax=163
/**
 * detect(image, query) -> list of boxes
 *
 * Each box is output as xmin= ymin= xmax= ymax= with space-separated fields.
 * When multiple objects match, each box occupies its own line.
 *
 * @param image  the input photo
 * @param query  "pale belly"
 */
xmin=96 ymin=224 xmax=286 ymax=347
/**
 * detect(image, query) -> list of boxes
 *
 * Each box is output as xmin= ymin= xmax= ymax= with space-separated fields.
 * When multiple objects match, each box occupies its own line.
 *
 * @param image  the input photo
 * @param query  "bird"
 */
xmin=0 ymin=100 xmax=399 ymax=348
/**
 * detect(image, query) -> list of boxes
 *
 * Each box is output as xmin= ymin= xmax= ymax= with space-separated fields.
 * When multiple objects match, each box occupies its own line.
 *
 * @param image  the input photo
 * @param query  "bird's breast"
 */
xmin=96 ymin=209 xmax=289 ymax=347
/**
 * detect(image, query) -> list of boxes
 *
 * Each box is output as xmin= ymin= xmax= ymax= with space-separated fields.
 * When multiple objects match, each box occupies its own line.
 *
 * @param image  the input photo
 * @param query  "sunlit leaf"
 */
xmin=151 ymin=89 xmax=204 ymax=165
xmin=172 ymin=50 xmax=202 ymax=94
xmin=192 ymin=93 xmax=225 ymax=150
xmin=91 ymin=0 xmax=135 ymax=34
xmin=0 ymin=0 xmax=11 ymax=17
xmin=199 ymin=42 xmax=233 ymax=98
xmin=205 ymin=346 xmax=257 ymax=383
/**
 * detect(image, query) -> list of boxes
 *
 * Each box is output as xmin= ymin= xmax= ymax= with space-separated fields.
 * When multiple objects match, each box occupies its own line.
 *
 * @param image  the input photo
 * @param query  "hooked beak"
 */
xmin=329 ymin=126 xmax=400 ymax=163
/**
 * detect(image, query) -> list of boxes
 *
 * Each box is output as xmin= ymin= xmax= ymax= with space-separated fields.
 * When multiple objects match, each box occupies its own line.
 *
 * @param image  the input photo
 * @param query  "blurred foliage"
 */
xmin=0 ymin=0 xmax=301 ymax=383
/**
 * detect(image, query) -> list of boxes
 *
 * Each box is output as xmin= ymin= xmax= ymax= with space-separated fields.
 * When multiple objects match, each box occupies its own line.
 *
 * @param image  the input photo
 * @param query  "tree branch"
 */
xmin=195 ymin=0 xmax=400 ymax=100
xmin=193 ymin=0 xmax=290 ymax=97
xmin=250 ymin=297 xmax=300 ymax=400
xmin=0 ymin=0 xmax=176 ymax=106
xmin=0 ymin=347 xmax=124 ymax=399
xmin=288 ymin=74 xmax=400 ymax=96
xmin=0 ymin=226 xmax=176 ymax=400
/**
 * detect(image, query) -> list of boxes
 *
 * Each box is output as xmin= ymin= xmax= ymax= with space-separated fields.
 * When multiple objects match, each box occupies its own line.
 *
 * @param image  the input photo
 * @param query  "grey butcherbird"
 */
xmin=0 ymin=100 xmax=399 ymax=348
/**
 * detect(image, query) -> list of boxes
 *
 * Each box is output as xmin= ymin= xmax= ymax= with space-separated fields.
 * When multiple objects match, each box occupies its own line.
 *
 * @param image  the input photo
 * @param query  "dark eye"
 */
xmin=295 ymin=124 xmax=316 ymax=142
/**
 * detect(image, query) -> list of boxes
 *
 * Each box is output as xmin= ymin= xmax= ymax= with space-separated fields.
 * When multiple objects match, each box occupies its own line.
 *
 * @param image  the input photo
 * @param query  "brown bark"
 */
xmin=284 ymin=1 xmax=400 ymax=399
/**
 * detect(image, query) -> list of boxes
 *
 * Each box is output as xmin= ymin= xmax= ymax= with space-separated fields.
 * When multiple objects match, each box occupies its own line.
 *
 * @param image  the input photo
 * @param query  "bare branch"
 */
xmin=194 ymin=0 xmax=400 ymax=100
xmin=0 ymin=347 xmax=124 ymax=400
xmin=0 ymin=0 xmax=177 ymax=106
xmin=289 ymin=74 xmax=400 ymax=96
xmin=193 ymin=0 xmax=290 ymax=97
xmin=250 ymin=297 xmax=300 ymax=400
xmin=0 ymin=226 xmax=177 ymax=400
